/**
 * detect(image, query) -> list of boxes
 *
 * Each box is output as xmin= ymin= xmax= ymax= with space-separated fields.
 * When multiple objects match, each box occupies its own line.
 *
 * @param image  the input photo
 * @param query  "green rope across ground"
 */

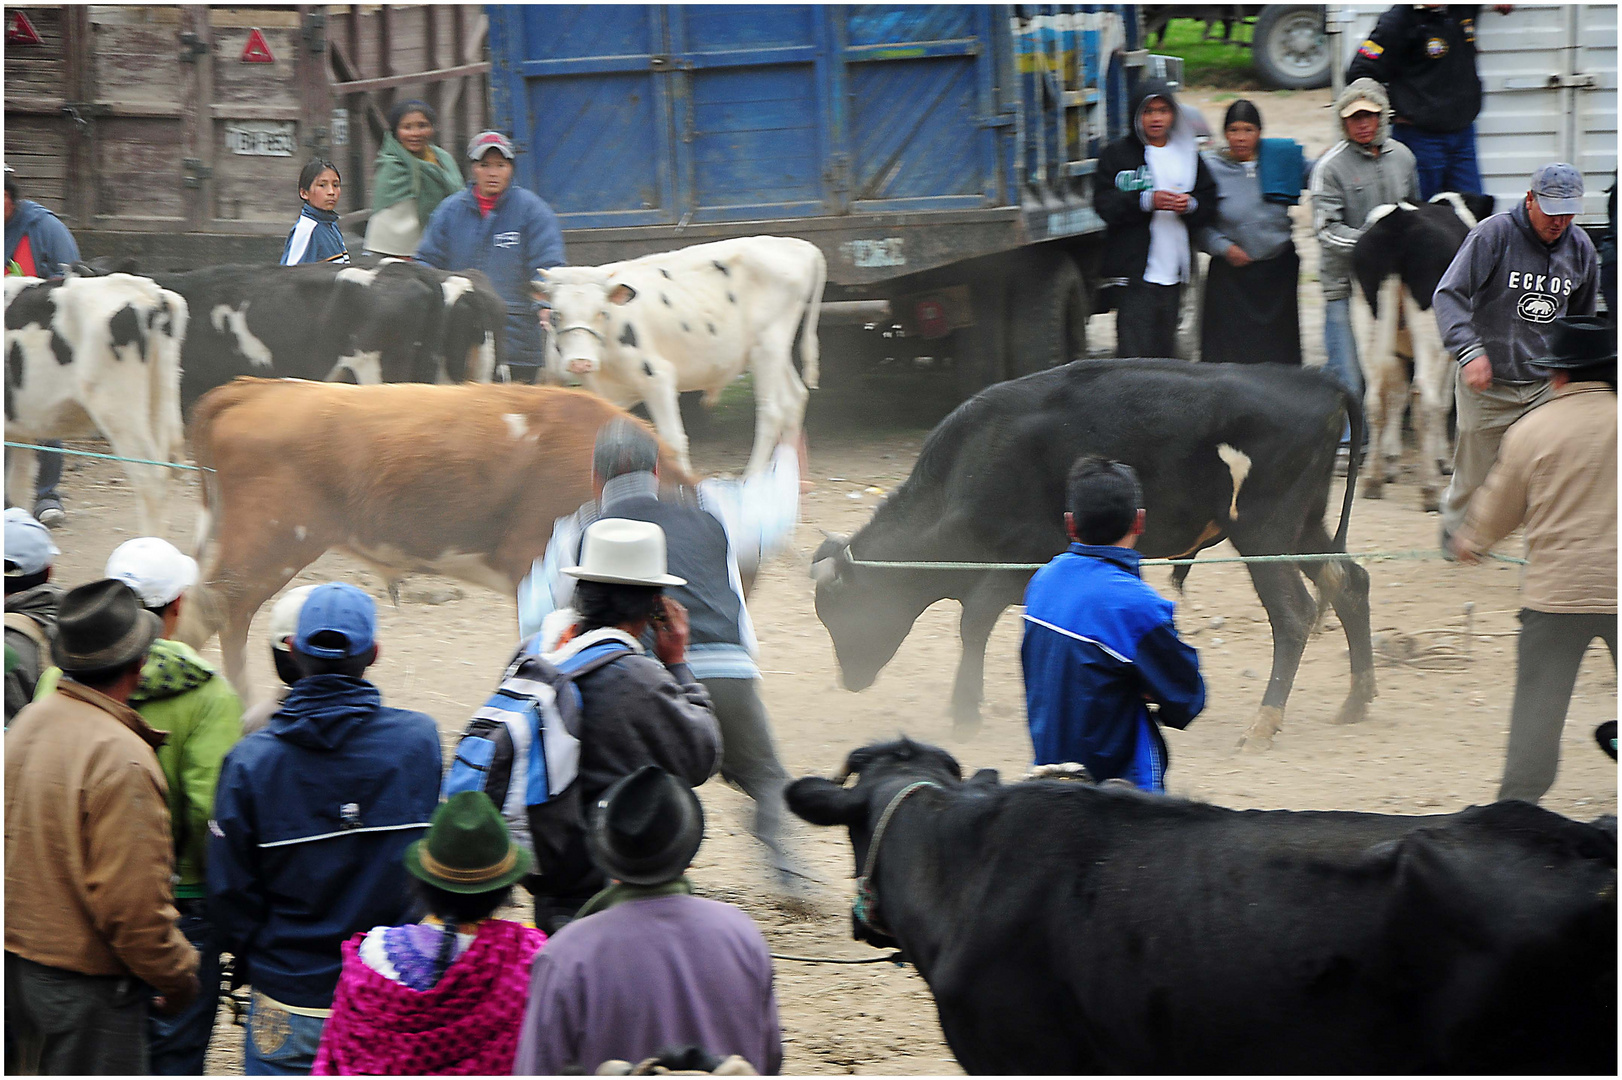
xmin=4 ymin=441 xmax=212 ymax=472
xmin=844 ymin=549 xmax=1528 ymax=570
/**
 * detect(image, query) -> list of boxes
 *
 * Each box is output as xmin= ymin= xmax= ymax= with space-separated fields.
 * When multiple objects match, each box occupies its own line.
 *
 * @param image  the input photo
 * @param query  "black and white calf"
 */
xmin=4 ymin=273 xmax=188 ymax=535
xmin=1351 ymin=192 xmax=1494 ymax=510
xmin=153 ymin=260 xmax=501 ymax=412
xmin=535 ymin=236 xmax=825 ymax=475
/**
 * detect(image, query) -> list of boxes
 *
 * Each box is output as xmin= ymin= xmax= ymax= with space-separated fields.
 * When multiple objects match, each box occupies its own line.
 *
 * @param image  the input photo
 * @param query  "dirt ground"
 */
xmin=18 ymin=88 xmax=1615 ymax=1075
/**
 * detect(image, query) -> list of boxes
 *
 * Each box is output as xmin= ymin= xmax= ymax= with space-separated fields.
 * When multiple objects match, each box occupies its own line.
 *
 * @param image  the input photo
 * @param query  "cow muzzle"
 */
xmin=567 ymin=357 xmax=597 ymax=375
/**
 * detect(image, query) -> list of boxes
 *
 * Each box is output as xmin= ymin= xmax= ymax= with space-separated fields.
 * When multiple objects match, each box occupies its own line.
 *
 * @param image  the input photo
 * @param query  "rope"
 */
xmin=769 ymin=951 xmax=907 ymax=965
xmin=3 ymin=442 xmax=212 ymax=473
xmin=843 ymin=549 xmax=1527 ymax=570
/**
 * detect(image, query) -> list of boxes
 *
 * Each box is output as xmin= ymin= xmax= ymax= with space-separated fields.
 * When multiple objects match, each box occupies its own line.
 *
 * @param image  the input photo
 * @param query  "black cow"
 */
xmin=787 ymin=738 xmax=1618 ymax=1074
xmin=1351 ymin=192 xmax=1494 ymax=507
xmin=811 ymin=359 xmax=1371 ymax=749
xmin=150 ymin=260 xmax=504 ymax=412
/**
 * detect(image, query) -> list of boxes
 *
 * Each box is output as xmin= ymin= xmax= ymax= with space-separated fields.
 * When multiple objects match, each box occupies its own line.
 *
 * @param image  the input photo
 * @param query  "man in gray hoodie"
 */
xmin=1434 ymin=163 xmax=1599 ymax=548
xmin=1310 ymin=77 xmax=1420 ymax=415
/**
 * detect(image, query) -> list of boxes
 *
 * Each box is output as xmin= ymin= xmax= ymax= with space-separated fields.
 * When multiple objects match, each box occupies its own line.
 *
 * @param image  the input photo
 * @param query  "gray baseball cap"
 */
xmin=1531 ymin=162 xmax=1584 ymax=216
xmin=4 ymin=507 xmax=57 ymax=577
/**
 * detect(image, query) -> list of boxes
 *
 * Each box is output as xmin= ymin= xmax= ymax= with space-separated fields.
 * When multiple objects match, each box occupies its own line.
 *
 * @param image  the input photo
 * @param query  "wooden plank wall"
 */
xmin=4 ymin=6 xmax=75 ymax=217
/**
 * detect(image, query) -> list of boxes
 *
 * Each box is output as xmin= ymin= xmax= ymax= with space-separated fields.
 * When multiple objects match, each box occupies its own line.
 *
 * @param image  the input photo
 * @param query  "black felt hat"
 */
xmin=1530 ymin=315 xmax=1617 ymax=370
xmin=587 ymin=766 xmax=705 ymax=886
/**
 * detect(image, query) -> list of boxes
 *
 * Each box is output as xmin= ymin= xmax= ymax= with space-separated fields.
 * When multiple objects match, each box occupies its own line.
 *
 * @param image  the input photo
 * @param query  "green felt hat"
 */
xmin=405 ymin=791 xmax=532 ymax=895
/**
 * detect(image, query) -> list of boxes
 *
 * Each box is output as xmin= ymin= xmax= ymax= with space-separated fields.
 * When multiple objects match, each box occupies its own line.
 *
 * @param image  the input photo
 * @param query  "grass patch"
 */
xmin=1151 ymin=17 xmax=1266 ymax=90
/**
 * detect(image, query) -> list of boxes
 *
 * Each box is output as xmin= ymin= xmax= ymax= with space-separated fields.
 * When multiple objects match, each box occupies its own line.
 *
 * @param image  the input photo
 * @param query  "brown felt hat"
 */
xmin=51 ymin=578 xmax=161 ymax=674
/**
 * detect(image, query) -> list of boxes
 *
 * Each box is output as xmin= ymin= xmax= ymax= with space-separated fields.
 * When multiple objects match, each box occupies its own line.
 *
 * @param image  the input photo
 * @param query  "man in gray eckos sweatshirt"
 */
xmin=1310 ymin=77 xmax=1419 ymax=408
xmin=1433 ymin=162 xmax=1599 ymax=545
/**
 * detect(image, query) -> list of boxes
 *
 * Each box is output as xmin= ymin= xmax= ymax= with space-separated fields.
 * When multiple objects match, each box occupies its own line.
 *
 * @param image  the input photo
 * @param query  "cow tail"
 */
xmin=1333 ymin=382 xmax=1364 ymax=552
xmin=799 ymin=248 xmax=825 ymax=390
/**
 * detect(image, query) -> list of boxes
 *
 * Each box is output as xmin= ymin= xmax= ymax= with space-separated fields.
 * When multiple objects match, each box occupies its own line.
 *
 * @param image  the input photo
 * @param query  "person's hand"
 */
xmin=651 ymin=596 xmax=690 ymax=666
xmin=1493 ymin=4 xmax=1514 ymax=14
xmin=151 ymin=975 xmax=200 ymax=1017
xmin=1151 ymin=190 xmax=1189 ymax=213
xmin=1462 ymin=355 xmax=1493 ymax=391
xmin=1450 ymin=535 xmax=1482 ymax=565
xmin=1224 ymin=245 xmax=1253 ymax=268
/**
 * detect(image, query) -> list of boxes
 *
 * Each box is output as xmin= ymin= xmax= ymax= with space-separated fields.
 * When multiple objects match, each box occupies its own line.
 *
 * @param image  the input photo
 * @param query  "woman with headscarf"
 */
xmin=364 ymin=99 xmax=464 ymax=257
xmin=1197 ymin=99 xmax=1305 ymax=365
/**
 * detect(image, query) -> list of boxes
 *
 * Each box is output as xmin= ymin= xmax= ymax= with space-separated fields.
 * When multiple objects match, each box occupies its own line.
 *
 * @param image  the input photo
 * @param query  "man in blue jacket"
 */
xmin=5 ymin=167 xmax=82 ymax=526
xmin=1021 ymin=457 xmax=1205 ymax=791
xmin=207 ymin=583 xmax=440 ymax=1074
xmin=415 ymin=131 xmax=564 ymax=383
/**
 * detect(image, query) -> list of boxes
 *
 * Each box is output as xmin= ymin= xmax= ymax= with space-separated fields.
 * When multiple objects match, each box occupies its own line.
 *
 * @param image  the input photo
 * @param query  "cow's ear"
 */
xmin=968 ymin=768 xmax=1001 ymax=788
xmin=607 ymin=282 xmax=637 ymax=305
xmin=785 ymin=777 xmax=866 ymax=827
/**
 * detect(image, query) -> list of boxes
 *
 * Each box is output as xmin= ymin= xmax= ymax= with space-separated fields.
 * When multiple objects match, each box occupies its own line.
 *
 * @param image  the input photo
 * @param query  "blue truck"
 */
xmin=488 ymin=4 xmax=1171 ymax=395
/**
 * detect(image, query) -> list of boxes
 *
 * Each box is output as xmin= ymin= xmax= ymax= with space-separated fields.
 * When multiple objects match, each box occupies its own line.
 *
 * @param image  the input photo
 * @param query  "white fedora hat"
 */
xmin=563 ymin=518 xmax=686 ymax=587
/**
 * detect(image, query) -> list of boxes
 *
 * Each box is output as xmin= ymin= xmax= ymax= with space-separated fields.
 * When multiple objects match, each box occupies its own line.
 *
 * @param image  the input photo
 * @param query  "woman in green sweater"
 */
xmin=364 ymin=99 xmax=464 ymax=257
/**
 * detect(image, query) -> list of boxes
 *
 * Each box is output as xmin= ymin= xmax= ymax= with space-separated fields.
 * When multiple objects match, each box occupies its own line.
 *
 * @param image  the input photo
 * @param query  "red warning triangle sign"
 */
xmin=240 ymin=27 xmax=275 ymax=63
xmin=8 ymin=11 xmax=42 ymax=46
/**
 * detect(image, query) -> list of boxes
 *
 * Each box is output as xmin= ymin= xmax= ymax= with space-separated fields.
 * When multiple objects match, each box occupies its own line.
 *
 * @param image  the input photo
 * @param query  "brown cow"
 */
xmin=176 ymin=377 xmax=693 ymax=694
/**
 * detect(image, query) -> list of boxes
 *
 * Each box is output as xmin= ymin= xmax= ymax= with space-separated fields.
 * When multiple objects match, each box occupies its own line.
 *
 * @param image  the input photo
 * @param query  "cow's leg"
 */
xmin=1235 ymin=560 xmax=1316 ymax=751
xmin=194 ymin=522 xmax=325 ymax=695
xmin=950 ymin=576 xmax=1022 ymax=736
xmin=639 ymin=367 xmax=692 ymax=473
xmin=745 ymin=331 xmax=804 ymax=476
xmin=84 ymin=405 xmax=170 ymax=537
xmin=5 ymin=444 xmax=36 ymax=514
xmin=1296 ymin=521 xmax=1378 ymax=725
xmin=1408 ymin=296 xmax=1451 ymax=513
xmin=1354 ymin=284 xmax=1400 ymax=498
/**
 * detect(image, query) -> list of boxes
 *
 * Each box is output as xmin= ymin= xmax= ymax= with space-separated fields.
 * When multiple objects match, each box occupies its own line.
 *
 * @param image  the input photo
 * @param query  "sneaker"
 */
xmin=33 ymin=500 xmax=65 ymax=528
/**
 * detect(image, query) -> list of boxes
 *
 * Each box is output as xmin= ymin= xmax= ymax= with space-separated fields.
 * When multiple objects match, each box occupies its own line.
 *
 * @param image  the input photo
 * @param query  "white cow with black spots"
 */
xmin=4 ymin=273 xmax=188 ymax=535
xmin=535 ymin=236 xmax=825 ymax=475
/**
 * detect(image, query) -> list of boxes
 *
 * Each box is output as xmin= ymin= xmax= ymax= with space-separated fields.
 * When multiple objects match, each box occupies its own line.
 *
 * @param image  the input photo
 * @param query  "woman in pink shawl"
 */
xmin=313 ymin=792 xmax=546 ymax=1075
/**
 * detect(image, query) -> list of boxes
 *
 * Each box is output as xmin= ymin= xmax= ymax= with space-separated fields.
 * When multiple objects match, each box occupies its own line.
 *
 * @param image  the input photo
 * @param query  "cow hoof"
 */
xmin=1237 ymin=706 xmax=1285 ymax=751
xmin=951 ymin=715 xmax=983 ymax=740
xmin=1362 ymin=482 xmax=1383 ymax=500
xmin=1420 ymin=490 xmax=1440 ymax=514
xmin=1331 ymin=697 xmax=1369 ymax=725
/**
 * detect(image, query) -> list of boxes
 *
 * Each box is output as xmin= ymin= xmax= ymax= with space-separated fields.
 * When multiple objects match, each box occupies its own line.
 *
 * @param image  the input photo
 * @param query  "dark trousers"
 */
xmin=701 ymin=677 xmax=795 ymax=874
xmin=148 ymin=900 xmax=219 ymax=1075
xmin=1391 ymin=122 xmax=1484 ymax=201
xmin=1499 ymin=609 xmax=1618 ymax=804
xmin=5 ymin=951 xmax=149 ymax=1075
xmin=1115 ymin=279 xmax=1182 ymax=359
xmin=33 ymin=444 xmax=62 ymax=505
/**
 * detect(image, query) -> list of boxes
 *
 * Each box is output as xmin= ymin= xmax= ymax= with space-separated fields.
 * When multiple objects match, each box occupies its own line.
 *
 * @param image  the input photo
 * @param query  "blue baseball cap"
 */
xmin=1531 ymin=162 xmax=1584 ymax=216
xmin=4 ymin=507 xmax=58 ymax=577
xmin=293 ymin=582 xmax=376 ymax=659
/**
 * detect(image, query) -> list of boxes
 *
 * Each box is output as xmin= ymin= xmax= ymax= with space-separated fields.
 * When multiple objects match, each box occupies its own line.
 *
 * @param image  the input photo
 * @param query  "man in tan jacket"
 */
xmin=4 ymin=579 xmax=199 ymax=1074
xmin=1452 ymin=315 xmax=1617 ymax=804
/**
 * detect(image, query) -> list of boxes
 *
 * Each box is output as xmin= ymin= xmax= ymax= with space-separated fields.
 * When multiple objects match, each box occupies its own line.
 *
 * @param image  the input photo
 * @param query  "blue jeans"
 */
xmin=148 ymin=902 xmax=219 ymax=1075
xmin=1391 ymin=123 xmax=1484 ymax=201
xmin=1322 ymin=297 xmax=1365 ymax=446
xmin=244 ymin=991 xmax=326 ymax=1075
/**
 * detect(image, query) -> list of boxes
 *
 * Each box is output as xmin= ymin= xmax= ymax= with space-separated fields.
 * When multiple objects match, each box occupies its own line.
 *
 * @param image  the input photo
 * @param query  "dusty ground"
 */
xmin=17 ymin=88 xmax=1614 ymax=1075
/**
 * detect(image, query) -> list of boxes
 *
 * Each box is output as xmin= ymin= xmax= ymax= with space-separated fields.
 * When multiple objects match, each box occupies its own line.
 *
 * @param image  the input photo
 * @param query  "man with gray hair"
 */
xmin=518 ymin=418 xmax=810 ymax=899
xmin=1434 ymin=162 xmax=1600 ymax=553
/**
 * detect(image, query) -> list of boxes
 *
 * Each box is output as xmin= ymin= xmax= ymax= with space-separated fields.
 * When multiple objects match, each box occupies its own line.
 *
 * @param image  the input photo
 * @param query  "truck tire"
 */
xmin=1007 ymin=250 xmax=1090 ymax=379
xmin=1252 ymin=6 xmax=1330 ymax=91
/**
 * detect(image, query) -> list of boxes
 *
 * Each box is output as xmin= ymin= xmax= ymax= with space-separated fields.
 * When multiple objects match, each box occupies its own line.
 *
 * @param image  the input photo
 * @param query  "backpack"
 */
xmin=443 ymin=637 xmax=632 ymax=863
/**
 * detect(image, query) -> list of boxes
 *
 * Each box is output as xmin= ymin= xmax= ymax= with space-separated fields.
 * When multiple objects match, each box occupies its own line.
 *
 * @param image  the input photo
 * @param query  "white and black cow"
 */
xmin=152 ymin=260 xmax=502 ymax=412
xmin=1351 ymin=192 xmax=1495 ymax=509
xmin=4 ymin=273 xmax=188 ymax=535
xmin=787 ymin=738 xmax=1617 ymax=1074
xmin=811 ymin=359 xmax=1371 ymax=749
xmin=534 ymin=235 xmax=825 ymax=475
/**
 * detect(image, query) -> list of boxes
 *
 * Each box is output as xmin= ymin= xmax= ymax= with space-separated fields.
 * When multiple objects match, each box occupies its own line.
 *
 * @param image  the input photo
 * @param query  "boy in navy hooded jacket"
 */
xmin=1021 ymin=457 xmax=1205 ymax=791
xmin=281 ymin=159 xmax=349 ymax=266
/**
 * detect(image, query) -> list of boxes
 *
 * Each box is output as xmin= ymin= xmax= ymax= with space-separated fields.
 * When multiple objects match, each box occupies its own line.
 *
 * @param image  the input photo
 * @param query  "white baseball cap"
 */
xmin=105 ymin=537 xmax=199 ymax=608
xmin=267 ymin=584 xmax=319 ymax=651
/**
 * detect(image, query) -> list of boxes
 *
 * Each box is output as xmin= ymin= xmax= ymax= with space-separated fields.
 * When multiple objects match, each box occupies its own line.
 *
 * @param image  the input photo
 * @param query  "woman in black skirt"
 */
xmin=1197 ymin=100 xmax=1303 ymax=365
